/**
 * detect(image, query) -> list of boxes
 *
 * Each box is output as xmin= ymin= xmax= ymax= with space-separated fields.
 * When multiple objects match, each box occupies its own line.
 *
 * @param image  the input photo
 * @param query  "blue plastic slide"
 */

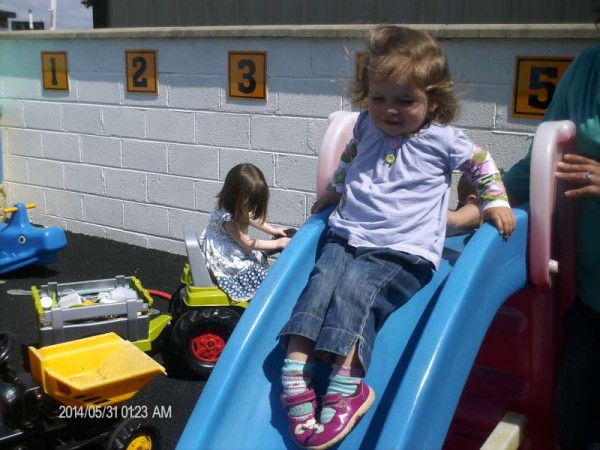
xmin=177 ymin=205 xmax=528 ymax=450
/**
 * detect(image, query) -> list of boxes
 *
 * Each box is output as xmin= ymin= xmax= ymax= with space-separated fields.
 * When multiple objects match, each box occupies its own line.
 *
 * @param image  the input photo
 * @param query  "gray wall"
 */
xmin=0 ymin=25 xmax=596 ymax=254
xmin=107 ymin=0 xmax=592 ymax=27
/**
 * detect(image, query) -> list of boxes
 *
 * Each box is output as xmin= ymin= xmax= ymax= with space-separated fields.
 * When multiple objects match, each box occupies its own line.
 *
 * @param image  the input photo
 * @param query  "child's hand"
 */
xmin=482 ymin=206 xmax=516 ymax=238
xmin=273 ymin=237 xmax=291 ymax=250
xmin=273 ymin=228 xmax=289 ymax=238
xmin=447 ymin=204 xmax=481 ymax=236
xmin=311 ymin=191 xmax=341 ymax=214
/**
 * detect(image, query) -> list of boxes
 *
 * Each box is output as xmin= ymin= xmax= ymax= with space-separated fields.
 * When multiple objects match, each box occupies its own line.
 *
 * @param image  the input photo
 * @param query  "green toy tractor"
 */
xmin=167 ymin=224 xmax=250 ymax=379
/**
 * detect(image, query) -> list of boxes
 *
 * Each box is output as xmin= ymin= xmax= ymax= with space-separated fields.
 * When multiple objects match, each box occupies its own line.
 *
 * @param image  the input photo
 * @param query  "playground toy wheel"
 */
xmin=170 ymin=307 xmax=240 ymax=379
xmin=106 ymin=418 xmax=159 ymax=450
xmin=190 ymin=330 xmax=227 ymax=363
xmin=0 ymin=331 xmax=16 ymax=367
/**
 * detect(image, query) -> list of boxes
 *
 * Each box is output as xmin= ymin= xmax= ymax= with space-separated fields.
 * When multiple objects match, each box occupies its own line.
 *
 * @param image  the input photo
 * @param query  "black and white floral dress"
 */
xmin=200 ymin=208 xmax=269 ymax=301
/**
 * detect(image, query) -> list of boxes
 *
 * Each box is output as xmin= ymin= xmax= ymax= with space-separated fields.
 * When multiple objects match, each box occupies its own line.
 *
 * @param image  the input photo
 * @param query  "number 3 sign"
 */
xmin=125 ymin=50 xmax=158 ymax=94
xmin=512 ymin=56 xmax=573 ymax=118
xmin=228 ymin=51 xmax=267 ymax=100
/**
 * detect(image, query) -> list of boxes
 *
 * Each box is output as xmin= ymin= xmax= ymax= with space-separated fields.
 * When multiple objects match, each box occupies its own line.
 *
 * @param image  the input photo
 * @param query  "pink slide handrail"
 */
xmin=528 ymin=120 xmax=577 ymax=290
xmin=316 ymin=111 xmax=359 ymax=198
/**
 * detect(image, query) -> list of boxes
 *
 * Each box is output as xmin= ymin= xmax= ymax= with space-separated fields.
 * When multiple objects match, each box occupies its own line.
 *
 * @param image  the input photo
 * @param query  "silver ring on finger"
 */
xmin=585 ymin=171 xmax=593 ymax=184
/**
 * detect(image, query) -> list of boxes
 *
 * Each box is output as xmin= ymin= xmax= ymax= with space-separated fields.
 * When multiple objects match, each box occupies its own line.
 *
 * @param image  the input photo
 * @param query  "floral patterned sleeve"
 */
xmin=326 ymin=140 xmax=358 ymax=193
xmin=458 ymin=146 xmax=510 ymax=211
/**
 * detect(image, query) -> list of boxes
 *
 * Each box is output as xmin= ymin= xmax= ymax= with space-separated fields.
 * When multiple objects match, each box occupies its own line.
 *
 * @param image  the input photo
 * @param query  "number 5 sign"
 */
xmin=512 ymin=56 xmax=573 ymax=118
xmin=125 ymin=50 xmax=158 ymax=94
xmin=228 ymin=51 xmax=267 ymax=100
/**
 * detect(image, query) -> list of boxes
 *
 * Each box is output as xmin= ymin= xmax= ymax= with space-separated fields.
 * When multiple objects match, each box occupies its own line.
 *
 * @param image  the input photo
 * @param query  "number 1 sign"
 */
xmin=125 ymin=50 xmax=158 ymax=94
xmin=41 ymin=52 xmax=69 ymax=91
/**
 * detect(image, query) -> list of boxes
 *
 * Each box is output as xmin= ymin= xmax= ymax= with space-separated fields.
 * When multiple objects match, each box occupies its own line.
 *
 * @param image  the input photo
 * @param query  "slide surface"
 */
xmin=176 ymin=205 xmax=528 ymax=450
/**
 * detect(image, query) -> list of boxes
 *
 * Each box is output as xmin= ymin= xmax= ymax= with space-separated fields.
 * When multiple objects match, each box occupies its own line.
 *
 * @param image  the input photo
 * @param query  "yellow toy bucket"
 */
xmin=28 ymin=332 xmax=166 ymax=407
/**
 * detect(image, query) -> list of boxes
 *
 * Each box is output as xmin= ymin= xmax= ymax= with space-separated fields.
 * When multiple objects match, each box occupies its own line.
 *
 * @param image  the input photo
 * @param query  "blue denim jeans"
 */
xmin=279 ymin=233 xmax=432 ymax=372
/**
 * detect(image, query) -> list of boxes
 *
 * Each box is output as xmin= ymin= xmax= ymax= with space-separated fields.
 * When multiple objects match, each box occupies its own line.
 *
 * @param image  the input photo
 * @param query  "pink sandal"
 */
xmin=281 ymin=388 xmax=323 ymax=447
xmin=307 ymin=381 xmax=375 ymax=449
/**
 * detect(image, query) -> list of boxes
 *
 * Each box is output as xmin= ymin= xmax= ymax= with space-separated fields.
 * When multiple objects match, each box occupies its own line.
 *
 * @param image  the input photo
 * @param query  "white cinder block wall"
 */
xmin=0 ymin=25 xmax=595 ymax=255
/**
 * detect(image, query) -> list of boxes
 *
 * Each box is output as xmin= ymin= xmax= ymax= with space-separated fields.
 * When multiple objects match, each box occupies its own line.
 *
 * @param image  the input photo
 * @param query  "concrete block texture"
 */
xmin=0 ymin=100 xmax=25 ymax=128
xmin=146 ymin=109 xmax=195 ymax=143
xmin=77 ymin=73 xmax=122 ymax=105
xmin=276 ymin=154 xmax=318 ymax=192
xmin=6 ymin=129 xmax=43 ymax=157
xmin=83 ymin=195 xmax=124 ymax=227
xmin=102 ymin=106 xmax=147 ymax=139
xmin=147 ymin=174 xmax=195 ymax=209
xmin=124 ymin=201 xmax=169 ymax=236
xmin=275 ymin=78 xmax=344 ymax=118
xmin=45 ymin=189 xmax=84 ymax=220
xmin=2 ymin=156 xmax=28 ymax=183
xmin=122 ymin=139 xmax=168 ymax=172
xmin=196 ymin=112 xmax=250 ymax=148
xmin=0 ymin=30 xmax=592 ymax=253
xmin=64 ymin=163 xmax=104 ymax=195
xmin=62 ymin=104 xmax=103 ymax=135
xmin=168 ymin=143 xmax=219 ymax=179
xmin=104 ymin=168 xmax=147 ymax=202
xmin=28 ymin=159 xmax=65 ymax=190
xmin=166 ymin=75 xmax=221 ymax=111
xmin=81 ymin=135 xmax=121 ymax=167
xmin=251 ymin=115 xmax=313 ymax=155
xmin=44 ymin=133 xmax=81 ymax=162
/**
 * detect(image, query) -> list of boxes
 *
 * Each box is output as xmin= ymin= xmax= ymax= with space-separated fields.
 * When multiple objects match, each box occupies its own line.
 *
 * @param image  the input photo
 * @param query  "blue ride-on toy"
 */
xmin=0 ymin=203 xmax=67 ymax=275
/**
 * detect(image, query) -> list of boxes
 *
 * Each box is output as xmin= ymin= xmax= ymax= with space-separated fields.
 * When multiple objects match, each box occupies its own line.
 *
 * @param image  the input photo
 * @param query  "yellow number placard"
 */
xmin=512 ymin=56 xmax=574 ymax=118
xmin=125 ymin=50 xmax=158 ymax=94
xmin=41 ymin=52 xmax=69 ymax=91
xmin=228 ymin=51 xmax=267 ymax=100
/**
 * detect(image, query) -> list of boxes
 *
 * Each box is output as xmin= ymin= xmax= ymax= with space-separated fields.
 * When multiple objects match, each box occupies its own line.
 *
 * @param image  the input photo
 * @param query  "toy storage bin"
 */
xmin=28 ymin=332 xmax=166 ymax=407
xmin=31 ymin=276 xmax=153 ymax=347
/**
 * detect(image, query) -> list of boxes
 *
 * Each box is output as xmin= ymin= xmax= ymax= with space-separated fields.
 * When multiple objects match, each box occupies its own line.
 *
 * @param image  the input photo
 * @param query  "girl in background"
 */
xmin=201 ymin=163 xmax=290 ymax=302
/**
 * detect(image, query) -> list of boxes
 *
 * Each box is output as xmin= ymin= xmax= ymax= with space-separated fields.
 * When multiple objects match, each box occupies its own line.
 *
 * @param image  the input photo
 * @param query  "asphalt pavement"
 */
xmin=0 ymin=231 xmax=203 ymax=450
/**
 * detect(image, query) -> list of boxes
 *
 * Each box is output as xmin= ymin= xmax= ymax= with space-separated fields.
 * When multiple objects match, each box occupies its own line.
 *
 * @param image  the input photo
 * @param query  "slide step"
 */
xmin=480 ymin=412 xmax=527 ymax=450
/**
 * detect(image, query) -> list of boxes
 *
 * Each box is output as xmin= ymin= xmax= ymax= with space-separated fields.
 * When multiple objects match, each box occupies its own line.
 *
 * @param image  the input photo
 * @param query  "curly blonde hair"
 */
xmin=350 ymin=26 xmax=459 ymax=124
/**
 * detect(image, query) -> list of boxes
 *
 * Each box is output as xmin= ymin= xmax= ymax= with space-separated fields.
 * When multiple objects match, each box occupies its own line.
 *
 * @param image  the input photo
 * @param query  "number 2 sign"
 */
xmin=228 ymin=51 xmax=267 ymax=100
xmin=512 ymin=56 xmax=573 ymax=118
xmin=125 ymin=50 xmax=158 ymax=94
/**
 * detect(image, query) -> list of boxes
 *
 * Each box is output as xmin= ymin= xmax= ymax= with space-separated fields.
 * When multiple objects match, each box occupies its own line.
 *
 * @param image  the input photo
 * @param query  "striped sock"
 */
xmin=320 ymin=364 xmax=362 ymax=424
xmin=282 ymin=358 xmax=315 ymax=417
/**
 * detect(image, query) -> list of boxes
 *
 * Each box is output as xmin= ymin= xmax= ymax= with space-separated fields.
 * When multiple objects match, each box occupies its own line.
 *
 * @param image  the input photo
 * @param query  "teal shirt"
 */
xmin=503 ymin=46 xmax=600 ymax=312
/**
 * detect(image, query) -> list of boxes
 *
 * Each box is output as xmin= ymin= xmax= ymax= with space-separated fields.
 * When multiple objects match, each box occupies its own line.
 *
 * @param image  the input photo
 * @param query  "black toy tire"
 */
xmin=105 ymin=418 xmax=160 ymax=450
xmin=170 ymin=307 xmax=240 ymax=379
xmin=0 ymin=331 xmax=16 ymax=366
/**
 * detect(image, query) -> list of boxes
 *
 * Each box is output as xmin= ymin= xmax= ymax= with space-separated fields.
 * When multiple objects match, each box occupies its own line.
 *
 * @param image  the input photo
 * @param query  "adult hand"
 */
xmin=482 ymin=206 xmax=516 ymax=238
xmin=311 ymin=191 xmax=341 ymax=214
xmin=555 ymin=154 xmax=600 ymax=198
